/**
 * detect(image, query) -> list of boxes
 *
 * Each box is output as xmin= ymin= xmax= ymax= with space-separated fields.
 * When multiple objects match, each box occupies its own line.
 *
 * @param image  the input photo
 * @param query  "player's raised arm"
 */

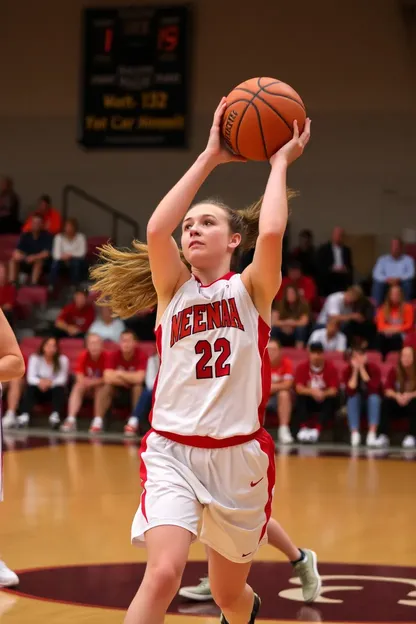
xmin=147 ymin=98 xmax=245 ymax=299
xmin=243 ymin=119 xmax=311 ymax=318
xmin=0 ymin=309 xmax=25 ymax=382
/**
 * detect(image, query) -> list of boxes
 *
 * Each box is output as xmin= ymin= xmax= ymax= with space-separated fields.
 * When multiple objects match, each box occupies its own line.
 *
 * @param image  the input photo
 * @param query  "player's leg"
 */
xmin=89 ymin=385 xmax=106 ymax=433
xmin=277 ymin=389 xmax=293 ymax=444
xmin=124 ymin=384 xmax=143 ymax=436
xmin=61 ymin=382 xmax=86 ymax=431
xmin=124 ymin=526 xmax=192 ymax=624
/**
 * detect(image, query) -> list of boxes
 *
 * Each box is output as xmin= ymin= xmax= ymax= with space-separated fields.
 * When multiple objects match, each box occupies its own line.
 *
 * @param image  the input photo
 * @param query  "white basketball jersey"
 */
xmin=151 ymin=272 xmax=271 ymax=440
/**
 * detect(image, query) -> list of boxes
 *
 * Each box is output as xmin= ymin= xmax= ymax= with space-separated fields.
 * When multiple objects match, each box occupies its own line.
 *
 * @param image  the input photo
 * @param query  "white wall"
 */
xmin=0 ymin=0 xmax=415 ymax=249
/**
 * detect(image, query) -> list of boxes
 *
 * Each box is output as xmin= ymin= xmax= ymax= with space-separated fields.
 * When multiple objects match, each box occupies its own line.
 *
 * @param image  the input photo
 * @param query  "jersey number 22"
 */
xmin=195 ymin=338 xmax=231 ymax=379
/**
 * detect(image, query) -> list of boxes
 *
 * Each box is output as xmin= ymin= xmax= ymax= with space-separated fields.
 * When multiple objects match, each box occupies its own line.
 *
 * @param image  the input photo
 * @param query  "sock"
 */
xmin=67 ymin=415 xmax=76 ymax=423
xmin=291 ymin=548 xmax=306 ymax=565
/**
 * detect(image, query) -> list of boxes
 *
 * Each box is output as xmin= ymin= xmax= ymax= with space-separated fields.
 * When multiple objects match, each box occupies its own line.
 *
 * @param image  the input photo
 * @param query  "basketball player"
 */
xmin=0 ymin=309 xmax=25 ymax=586
xmin=92 ymin=99 xmax=311 ymax=624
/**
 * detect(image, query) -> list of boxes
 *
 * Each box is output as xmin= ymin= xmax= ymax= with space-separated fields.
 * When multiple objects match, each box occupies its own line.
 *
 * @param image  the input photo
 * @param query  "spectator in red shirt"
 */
xmin=276 ymin=261 xmax=317 ymax=306
xmin=343 ymin=345 xmax=381 ymax=448
xmin=100 ymin=330 xmax=147 ymax=436
xmin=378 ymin=346 xmax=416 ymax=449
xmin=266 ymin=338 xmax=294 ymax=444
xmin=22 ymin=194 xmax=62 ymax=235
xmin=294 ymin=342 xmax=339 ymax=443
xmin=60 ymin=334 xmax=107 ymax=434
xmin=54 ymin=288 xmax=95 ymax=338
xmin=0 ymin=262 xmax=17 ymax=327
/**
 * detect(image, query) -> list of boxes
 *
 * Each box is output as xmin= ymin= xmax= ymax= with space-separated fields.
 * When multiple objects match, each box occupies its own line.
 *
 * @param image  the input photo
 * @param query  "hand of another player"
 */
xmin=203 ymin=98 xmax=247 ymax=165
xmin=269 ymin=118 xmax=311 ymax=167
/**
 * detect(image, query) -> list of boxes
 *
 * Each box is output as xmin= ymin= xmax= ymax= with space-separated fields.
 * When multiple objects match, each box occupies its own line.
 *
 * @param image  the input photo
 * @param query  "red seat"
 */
xmin=405 ymin=243 xmax=416 ymax=261
xmin=87 ymin=236 xmax=110 ymax=259
xmin=20 ymin=336 xmax=43 ymax=352
xmin=325 ymin=351 xmax=346 ymax=362
xmin=16 ymin=286 xmax=48 ymax=307
xmin=385 ymin=351 xmax=399 ymax=366
xmin=366 ymin=350 xmax=382 ymax=365
xmin=139 ymin=341 xmax=157 ymax=357
xmin=58 ymin=338 xmax=84 ymax=349
xmin=380 ymin=362 xmax=392 ymax=384
xmin=281 ymin=347 xmax=307 ymax=361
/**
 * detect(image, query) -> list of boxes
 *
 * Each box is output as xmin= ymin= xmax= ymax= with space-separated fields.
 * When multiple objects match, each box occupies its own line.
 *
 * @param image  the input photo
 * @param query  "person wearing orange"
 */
xmin=375 ymin=284 xmax=414 ymax=357
xmin=22 ymin=195 xmax=61 ymax=235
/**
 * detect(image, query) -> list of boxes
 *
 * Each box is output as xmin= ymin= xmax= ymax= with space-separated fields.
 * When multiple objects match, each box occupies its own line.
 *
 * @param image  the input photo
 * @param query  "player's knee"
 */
xmin=146 ymin=560 xmax=183 ymax=599
xmin=210 ymin=584 xmax=244 ymax=613
xmin=278 ymin=389 xmax=291 ymax=403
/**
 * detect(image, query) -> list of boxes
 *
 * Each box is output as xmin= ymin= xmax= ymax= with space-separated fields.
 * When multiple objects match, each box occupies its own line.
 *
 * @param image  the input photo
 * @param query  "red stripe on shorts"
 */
xmin=257 ymin=428 xmax=276 ymax=542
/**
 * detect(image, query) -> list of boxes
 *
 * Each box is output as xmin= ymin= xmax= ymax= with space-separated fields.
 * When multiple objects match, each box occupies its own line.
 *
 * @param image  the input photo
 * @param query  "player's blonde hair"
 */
xmin=90 ymin=191 xmax=296 ymax=318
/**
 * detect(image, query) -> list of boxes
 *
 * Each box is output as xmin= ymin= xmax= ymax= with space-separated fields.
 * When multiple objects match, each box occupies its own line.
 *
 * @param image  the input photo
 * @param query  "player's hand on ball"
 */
xmin=204 ymin=98 xmax=247 ymax=165
xmin=270 ymin=118 xmax=311 ymax=167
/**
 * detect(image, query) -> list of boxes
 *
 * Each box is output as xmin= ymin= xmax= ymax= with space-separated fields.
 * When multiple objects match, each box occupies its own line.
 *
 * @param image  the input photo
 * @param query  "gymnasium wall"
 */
xmin=0 ymin=0 xmax=415 ymax=250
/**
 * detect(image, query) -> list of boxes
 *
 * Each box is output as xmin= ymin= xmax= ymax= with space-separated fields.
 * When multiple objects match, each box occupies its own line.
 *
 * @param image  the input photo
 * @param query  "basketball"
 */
xmin=221 ymin=77 xmax=306 ymax=161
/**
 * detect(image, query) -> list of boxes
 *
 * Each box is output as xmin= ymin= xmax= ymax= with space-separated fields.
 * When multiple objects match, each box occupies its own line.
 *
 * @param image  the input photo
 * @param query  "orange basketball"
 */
xmin=221 ymin=77 xmax=306 ymax=161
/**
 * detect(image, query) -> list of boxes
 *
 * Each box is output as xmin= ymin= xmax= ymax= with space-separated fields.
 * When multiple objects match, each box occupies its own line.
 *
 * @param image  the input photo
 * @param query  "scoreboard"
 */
xmin=79 ymin=5 xmax=192 ymax=149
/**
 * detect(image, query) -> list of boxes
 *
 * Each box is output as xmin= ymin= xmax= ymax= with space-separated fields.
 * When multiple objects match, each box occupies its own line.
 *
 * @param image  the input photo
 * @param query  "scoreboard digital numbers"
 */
xmin=79 ymin=5 xmax=191 ymax=149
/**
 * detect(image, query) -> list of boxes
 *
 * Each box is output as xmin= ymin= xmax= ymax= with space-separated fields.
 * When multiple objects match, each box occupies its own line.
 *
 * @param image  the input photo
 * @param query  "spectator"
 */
xmin=17 ymin=337 xmax=69 ymax=428
xmin=317 ymin=226 xmax=353 ymax=295
xmin=101 ymin=330 xmax=147 ymax=436
xmin=131 ymin=352 xmax=160 ymax=432
xmin=0 ymin=262 xmax=17 ymax=327
xmin=375 ymin=285 xmax=414 ymax=358
xmin=290 ymin=229 xmax=317 ymax=277
xmin=50 ymin=218 xmax=87 ymax=287
xmin=371 ymin=237 xmax=415 ymax=305
xmin=54 ymin=288 xmax=95 ymax=338
xmin=294 ymin=342 xmax=339 ymax=443
xmin=378 ymin=346 xmax=416 ymax=448
xmin=0 ymin=176 xmax=20 ymax=233
xmin=267 ymin=337 xmax=294 ymax=444
xmin=275 ymin=261 xmax=317 ymax=306
xmin=22 ymin=194 xmax=61 ymax=235
xmin=271 ymin=285 xmax=310 ymax=348
xmin=88 ymin=305 xmax=125 ymax=343
xmin=1 ymin=376 xmax=25 ymax=429
xmin=60 ymin=334 xmax=107 ymax=434
xmin=343 ymin=345 xmax=382 ymax=447
xmin=9 ymin=214 xmax=52 ymax=285
xmin=316 ymin=286 xmax=362 ymax=327
xmin=342 ymin=290 xmax=376 ymax=349
xmin=308 ymin=318 xmax=347 ymax=352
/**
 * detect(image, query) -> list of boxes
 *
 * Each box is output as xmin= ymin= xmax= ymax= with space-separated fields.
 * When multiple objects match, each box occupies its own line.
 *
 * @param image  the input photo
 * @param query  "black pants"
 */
xmin=296 ymin=395 xmax=337 ymax=427
xmin=343 ymin=320 xmax=377 ymax=349
xmin=376 ymin=333 xmax=403 ymax=358
xmin=378 ymin=397 xmax=416 ymax=437
xmin=20 ymin=385 xmax=66 ymax=417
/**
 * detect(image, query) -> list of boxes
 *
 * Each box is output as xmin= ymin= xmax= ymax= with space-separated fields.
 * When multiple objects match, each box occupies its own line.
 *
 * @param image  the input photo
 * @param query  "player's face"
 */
xmin=181 ymin=204 xmax=241 ymax=269
xmin=400 ymin=346 xmax=414 ymax=368
xmin=74 ymin=292 xmax=87 ymax=308
xmin=87 ymin=334 xmax=103 ymax=358
xmin=267 ymin=340 xmax=280 ymax=365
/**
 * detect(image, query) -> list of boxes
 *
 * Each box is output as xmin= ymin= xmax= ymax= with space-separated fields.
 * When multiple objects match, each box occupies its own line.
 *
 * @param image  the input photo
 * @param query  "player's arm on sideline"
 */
xmin=0 ymin=309 xmax=25 ymax=382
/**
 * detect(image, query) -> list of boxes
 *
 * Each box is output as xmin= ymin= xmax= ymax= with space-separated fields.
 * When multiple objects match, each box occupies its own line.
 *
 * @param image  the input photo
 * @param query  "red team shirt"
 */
xmin=57 ymin=303 xmax=95 ymax=333
xmin=294 ymin=360 xmax=339 ymax=390
xmin=76 ymin=350 xmax=107 ymax=378
xmin=270 ymin=357 xmax=294 ymax=386
xmin=105 ymin=348 xmax=148 ymax=373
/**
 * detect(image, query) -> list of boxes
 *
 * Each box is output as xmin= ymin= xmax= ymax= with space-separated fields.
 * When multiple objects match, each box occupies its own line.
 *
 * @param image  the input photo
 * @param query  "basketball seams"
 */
xmin=231 ymin=87 xmax=305 ymax=114
xmin=227 ymin=87 xmax=264 ymax=155
xmin=249 ymin=101 xmax=268 ymax=160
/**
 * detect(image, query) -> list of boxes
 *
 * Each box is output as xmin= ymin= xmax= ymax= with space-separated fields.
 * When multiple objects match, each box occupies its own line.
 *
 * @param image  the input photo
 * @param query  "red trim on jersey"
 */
xmin=148 ymin=326 xmax=162 ymax=426
xmin=193 ymin=271 xmax=235 ymax=288
xmin=153 ymin=427 xmax=263 ymax=449
xmin=257 ymin=315 xmax=271 ymax=426
xmin=257 ymin=428 xmax=276 ymax=542
xmin=139 ymin=430 xmax=151 ymax=522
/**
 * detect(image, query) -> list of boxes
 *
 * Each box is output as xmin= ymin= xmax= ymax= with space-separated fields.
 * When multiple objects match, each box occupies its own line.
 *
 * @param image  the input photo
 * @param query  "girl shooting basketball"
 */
xmin=92 ymin=98 xmax=311 ymax=624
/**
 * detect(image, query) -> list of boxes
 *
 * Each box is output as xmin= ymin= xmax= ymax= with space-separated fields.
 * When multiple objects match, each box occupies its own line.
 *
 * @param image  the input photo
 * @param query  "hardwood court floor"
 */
xmin=1 ymin=435 xmax=415 ymax=623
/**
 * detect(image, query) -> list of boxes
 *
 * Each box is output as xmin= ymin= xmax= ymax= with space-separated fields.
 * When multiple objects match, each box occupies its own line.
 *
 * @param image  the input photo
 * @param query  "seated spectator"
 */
xmin=271 ymin=285 xmax=310 ymax=348
xmin=290 ymin=229 xmax=317 ymax=277
xmin=308 ymin=318 xmax=347 ymax=352
xmin=17 ymin=337 xmax=69 ymax=428
xmin=343 ymin=345 xmax=381 ymax=447
xmin=50 ymin=218 xmax=87 ymax=287
xmin=0 ymin=262 xmax=17 ymax=327
xmin=88 ymin=305 xmax=125 ymax=343
xmin=1 ymin=376 xmax=25 ymax=429
xmin=317 ymin=226 xmax=353 ymax=296
xmin=54 ymin=288 xmax=95 ymax=338
xmin=9 ymin=214 xmax=52 ymax=285
xmin=316 ymin=286 xmax=362 ymax=327
xmin=275 ymin=261 xmax=317 ymax=306
xmin=294 ymin=342 xmax=339 ymax=443
xmin=60 ymin=333 xmax=107 ymax=434
xmin=371 ymin=237 xmax=415 ymax=305
xmin=101 ymin=330 xmax=147 ymax=436
xmin=0 ymin=176 xmax=20 ymax=234
xmin=342 ymin=289 xmax=376 ymax=349
xmin=378 ymin=346 xmax=416 ymax=448
xmin=22 ymin=194 xmax=61 ymax=235
xmin=131 ymin=351 xmax=160 ymax=432
xmin=375 ymin=285 xmax=414 ymax=358
xmin=267 ymin=337 xmax=294 ymax=444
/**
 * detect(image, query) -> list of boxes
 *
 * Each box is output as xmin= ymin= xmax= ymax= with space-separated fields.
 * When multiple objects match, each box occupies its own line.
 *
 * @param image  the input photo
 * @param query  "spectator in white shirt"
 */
xmin=17 ymin=337 xmax=69 ymax=428
xmin=88 ymin=305 xmax=126 ymax=343
xmin=308 ymin=318 xmax=347 ymax=352
xmin=50 ymin=218 xmax=87 ymax=287
xmin=317 ymin=286 xmax=362 ymax=327
xmin=371 ymin=237 xmax=415 ymax=305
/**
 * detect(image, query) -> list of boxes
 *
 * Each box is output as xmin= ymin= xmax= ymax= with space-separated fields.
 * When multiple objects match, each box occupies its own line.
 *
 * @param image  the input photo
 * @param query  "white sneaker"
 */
xmin=308 ymin=428 xmax=320 ymax=443
xmin=49 ymin=412 xmax=60 ymax=427
xmin=366 ymin=431 xmax=378 ymax=447
xmin=2 ymin=411 xmax=16 ymax=429
xmin=297 ymin=427 xmax=310 ymax=442
xmin=16 ymin=413 xmax=30 ymax=427
xmin=89 ymin=417 xmax=103 ymax=434
xmin=278 ymin=425 xmax=294 ymax=445
xmin=0 ymin=561 xmax=19 ymax=587
xmin=402 ymin=435 xmax=416 ymax=449
xmin=60 ymin=417 xmax=77 ymax=433
xmin=124 ymin=416 xmax=139 ymax=436
xmin=373 ymin=434 xmax=390 ymax=448
xmin=351 ymin=431 xmax=361 ymax=447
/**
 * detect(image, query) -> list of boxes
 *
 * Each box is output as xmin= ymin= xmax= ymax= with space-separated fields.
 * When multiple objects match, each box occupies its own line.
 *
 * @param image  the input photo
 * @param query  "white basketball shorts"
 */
xmin=131 ymin=428 xmax=276 ymax=563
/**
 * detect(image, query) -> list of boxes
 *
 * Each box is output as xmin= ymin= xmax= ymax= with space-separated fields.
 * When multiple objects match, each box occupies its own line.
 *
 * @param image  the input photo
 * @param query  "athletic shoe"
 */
xmin=402 ymin=435 xmax=416 ymax=449
xmin=293 ymin=549 xmax=321 ymax=603
xmin=124 ymin=416 xmax=139 ymax=436
xmin=278 ymin=425 xmax=294 ymax=445
xmin=307 ymin=428 xmax=320 ymax=444
xmin=16 ymin=413 xmax=30 ymax=428
xmin=60 ymin=417 xmax=77 ymax=433
xmin=2 ymin=411 xmax=16 ymax=429
xmin=89 ymin=417 xmax=103 ymax=434
xmin=178 ymin=577 xmax=212 ymax=601
xmin=366 ymin=431 xmax=378 ymax=447
xmin=220 ymin=593 xmax=261 ymax=623
xmin=297 ymin=427 xmax=311 ymax=443
xmin=0 ymin=561 xmax=19 ymax=587
xmin=351 ymin=431 xmax=361 ymax=447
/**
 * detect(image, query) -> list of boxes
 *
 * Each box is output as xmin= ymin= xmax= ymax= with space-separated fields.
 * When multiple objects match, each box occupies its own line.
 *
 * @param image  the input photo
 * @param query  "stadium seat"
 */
xmin=281 ymin=347 xmax=307 ymax=361
xmin=16 ymin=286 xmax=48 ymax=319
xmin=139 ymin=341 xmax=157 ymax=357
xmin=366 ymin=350 xmax=382 ymax=365
xmin=385 ymin=351 xmax=399 ymax=366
